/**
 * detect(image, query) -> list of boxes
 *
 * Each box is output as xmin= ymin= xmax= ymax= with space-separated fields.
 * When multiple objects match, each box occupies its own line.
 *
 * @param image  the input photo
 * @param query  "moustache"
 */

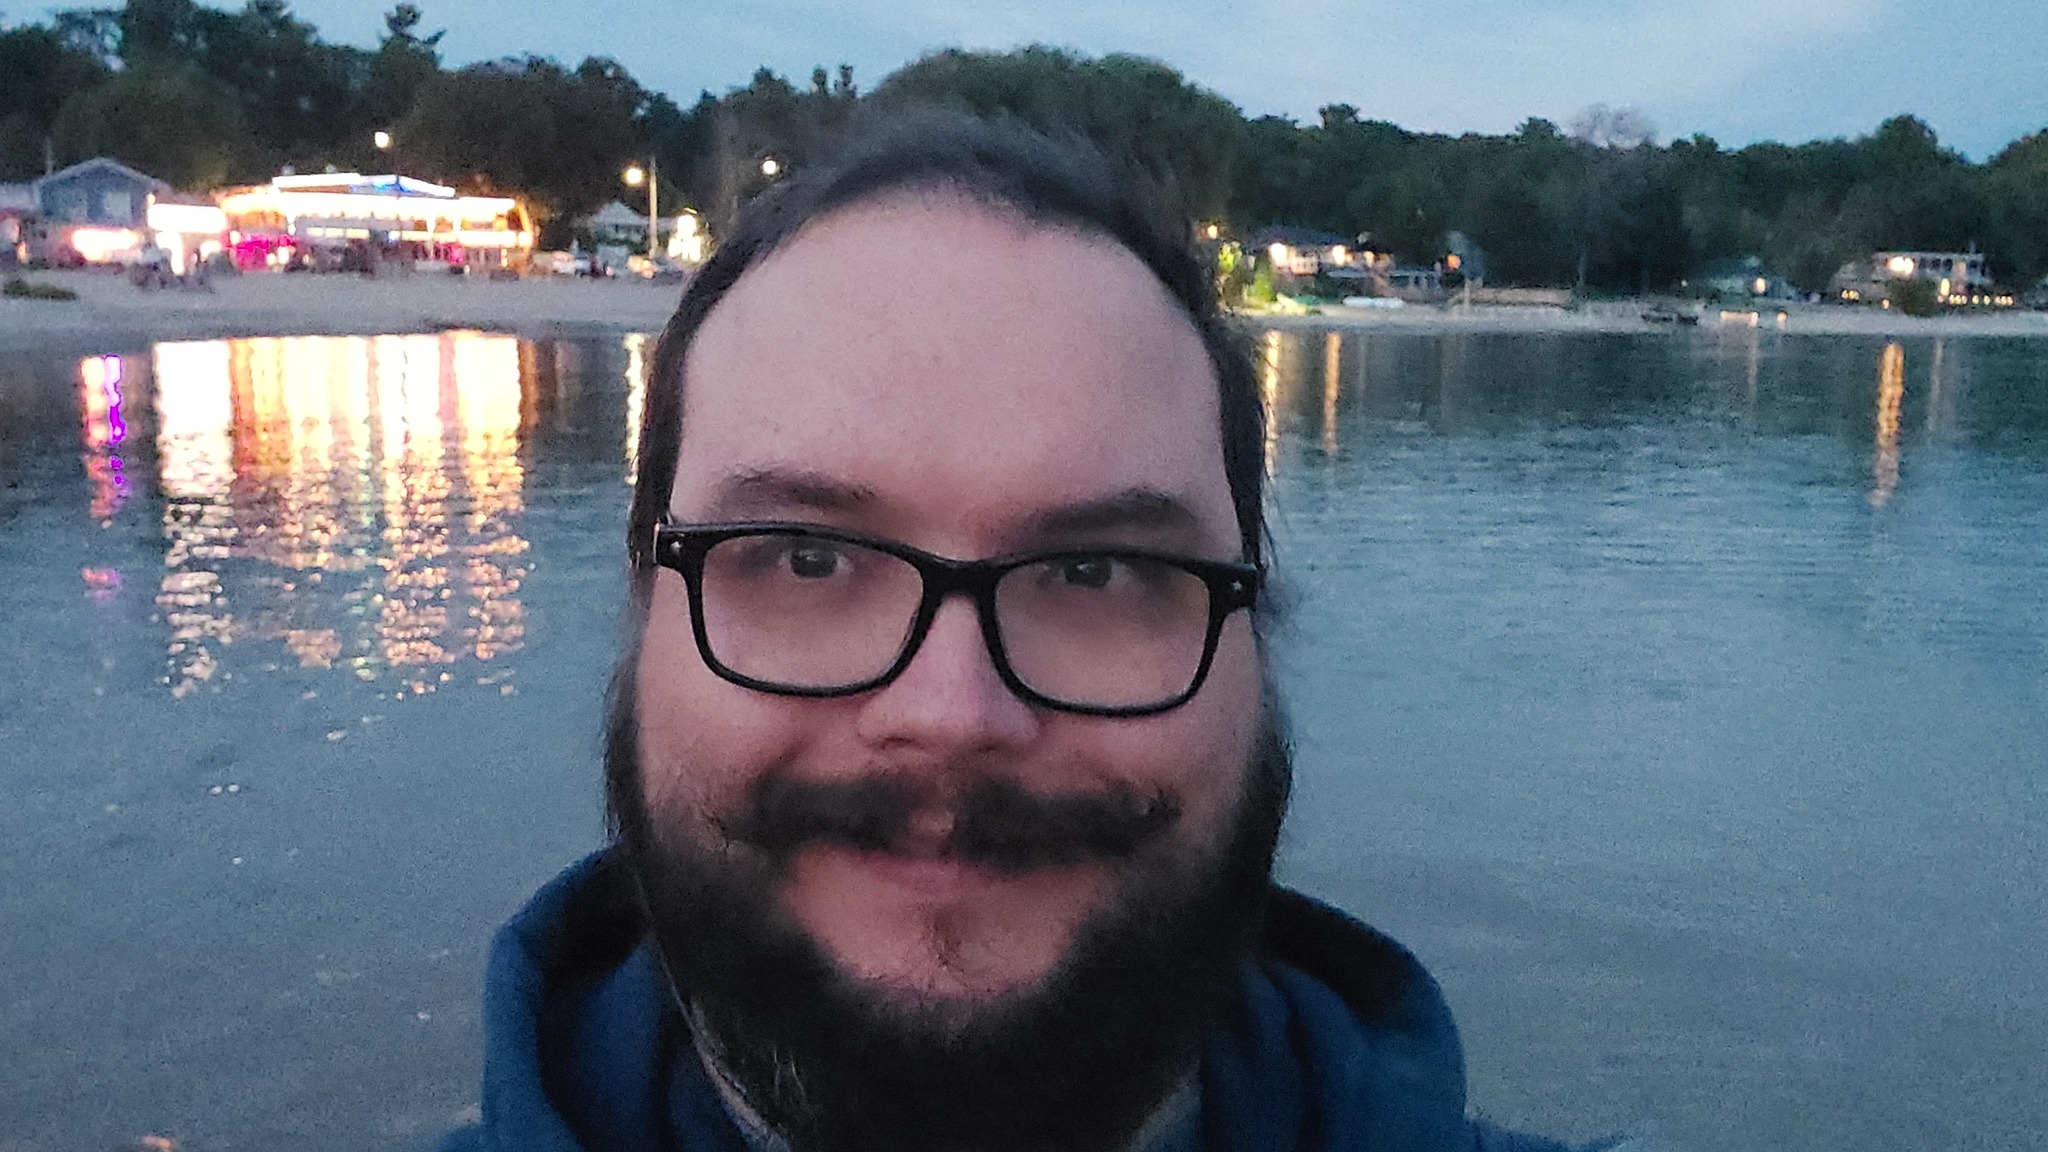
xmin=717 ymin=771 xmax=1181 ymax=875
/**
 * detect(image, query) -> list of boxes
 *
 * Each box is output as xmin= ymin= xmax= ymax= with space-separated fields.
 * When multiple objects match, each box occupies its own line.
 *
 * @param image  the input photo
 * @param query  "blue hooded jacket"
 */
xmin=441 ymin=851 xmax=1588 ymax=1152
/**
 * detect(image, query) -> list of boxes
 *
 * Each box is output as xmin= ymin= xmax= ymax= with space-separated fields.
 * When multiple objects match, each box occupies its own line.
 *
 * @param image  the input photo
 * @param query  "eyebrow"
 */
xmin=1021 ymin=488 xmax=1207 ymax=547
xmin=698 ymin=467 xmax=879 ymax=519
xmin=690 ymin=470 xmax=1212 ymax=550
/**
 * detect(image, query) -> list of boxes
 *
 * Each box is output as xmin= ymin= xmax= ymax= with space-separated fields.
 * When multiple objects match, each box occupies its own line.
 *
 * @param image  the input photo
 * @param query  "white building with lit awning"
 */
xmin=216 ymin=172 xmax=534 ymax=272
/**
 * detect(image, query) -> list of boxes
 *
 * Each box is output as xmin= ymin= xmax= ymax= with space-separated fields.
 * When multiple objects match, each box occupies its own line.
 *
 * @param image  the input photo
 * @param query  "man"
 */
xmin=444 ymin=118 xmax=1589 ymax=1152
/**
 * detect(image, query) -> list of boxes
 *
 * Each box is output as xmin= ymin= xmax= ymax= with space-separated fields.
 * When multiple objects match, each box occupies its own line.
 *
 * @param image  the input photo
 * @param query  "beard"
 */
xmin=604 ymin=668 xmax=1292 ymax=1152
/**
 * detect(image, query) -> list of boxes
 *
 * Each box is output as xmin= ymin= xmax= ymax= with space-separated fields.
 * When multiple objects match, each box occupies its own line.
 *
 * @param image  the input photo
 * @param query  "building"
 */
xmin=586 ymin=201 xmax=650 ymax=249
xmin=1252 ymin=226 xmax=1364 ymax=277
xmin=1830 ymin=250 xmax=1996 ymax=304
xmin=1692 ymin=255 xmax=1794 ymax=301
xmin=145 ymin=196 xmax=230 ymax=278
xmin=0 ymin=181 xmax=33 ymax=268
xmin=28 ymin=157 xmax=171 ymax=266
xmin=1249 ymin=225 xmax=1391 ymax=296
xmin=582 ymin=200 xmax=707 ymax=266
xmin=216 ymin=172 xmax=534 ymax=272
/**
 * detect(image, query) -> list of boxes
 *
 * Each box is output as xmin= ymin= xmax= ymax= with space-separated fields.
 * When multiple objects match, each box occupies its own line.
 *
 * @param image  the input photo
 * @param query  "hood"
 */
xmin=1204 ymin=887 xmax=1472 ymax=1151
xmin=452 ymin=850 xmax=1563 ymax=1152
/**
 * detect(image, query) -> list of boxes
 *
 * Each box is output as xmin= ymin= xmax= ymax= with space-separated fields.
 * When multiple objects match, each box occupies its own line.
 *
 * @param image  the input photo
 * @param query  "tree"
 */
xmin=1984 ymin=131 xmax=2048 ymax=286
xmin=668 ymin=64 xmax=864 ymax=233
xmin=1567 ymin=103 xmax=1657 ymax=150
xmin=398 ymin=54 xmax=650 ymax=243
xmin=50 ymin=60 xmax=247 ymax=187
xmin=0 ymin=22 xmax=112 ymax=177
xmin=360 ymin=3 xmax=444 ymax=153
xmin=7 ymin=5 xmax=2041 ymax=295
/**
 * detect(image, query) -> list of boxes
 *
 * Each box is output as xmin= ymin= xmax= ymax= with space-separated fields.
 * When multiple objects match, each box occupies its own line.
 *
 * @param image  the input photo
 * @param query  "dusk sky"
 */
xmin=142 ymin=1 xmax=2048 ymax=158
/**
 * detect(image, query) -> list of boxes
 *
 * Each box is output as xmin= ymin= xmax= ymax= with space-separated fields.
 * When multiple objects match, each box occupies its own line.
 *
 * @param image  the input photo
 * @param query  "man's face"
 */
xmin=633 ymin=192 xmax=1264 ymax=1007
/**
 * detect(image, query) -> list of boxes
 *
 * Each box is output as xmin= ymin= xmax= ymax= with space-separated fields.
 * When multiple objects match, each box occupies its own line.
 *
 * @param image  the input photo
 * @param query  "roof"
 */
xmin=1250 ymin=225 xmax=1355 ymax=249
xmin=1872 ymin=249 xmax=1985 ymax=261
xmin=0 ymin=182 xmax=34 ymax=213
xmin=586 ymin=201 xmax=647 ymax=227
xmin=36 ymin=157 xmax=171 ymax=193
xmin=269 ymin=172 xmax=459 ymax=198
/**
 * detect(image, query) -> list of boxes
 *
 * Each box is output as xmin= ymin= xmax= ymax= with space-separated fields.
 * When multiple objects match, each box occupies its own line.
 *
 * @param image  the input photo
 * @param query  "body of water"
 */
xmin=1 ymin=326 xmax=2042 ymax=1151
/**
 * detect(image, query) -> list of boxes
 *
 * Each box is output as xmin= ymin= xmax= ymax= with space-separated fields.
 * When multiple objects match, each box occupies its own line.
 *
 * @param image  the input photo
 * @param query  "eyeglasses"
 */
xmin=647 ymin=521 xmax=1262 ymax=716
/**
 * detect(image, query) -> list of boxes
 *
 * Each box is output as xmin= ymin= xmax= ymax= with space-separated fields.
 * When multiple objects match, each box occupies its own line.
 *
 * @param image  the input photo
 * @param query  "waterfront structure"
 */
xmin=1250 ymin=224 xmax=1391 ymax=296
xmin=215 ymin=172 xmax=534 ymax=272
xmin=1251 ymin=225 xmax=1365 ymax=277
xmin=0 ymin=181 xmax=32 ymax=267
xmin=582 ymin=201 xmax=708 ymax=268
xmin=1830 ymin=250 xmax=2008 ymax=305
xmin=22 ymin=157 xmax=171 ymax=266
xmin=1693 ymin=255 xmax=1795 ymax=301
xmin=585 ymin=200 xmax=649 ymax=250
xmin=144 ymin=197 xmax=230 ymax=277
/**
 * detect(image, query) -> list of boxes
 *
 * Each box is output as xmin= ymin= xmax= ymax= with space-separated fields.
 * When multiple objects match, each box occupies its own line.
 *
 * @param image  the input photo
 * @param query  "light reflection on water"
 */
xmin=1873 ymin=341 xmax=1904 ymax=506
xmin=623 ymin=330 xmax=648 ymax=485
xmin=71 ymin=333 xmax=571 ymax=699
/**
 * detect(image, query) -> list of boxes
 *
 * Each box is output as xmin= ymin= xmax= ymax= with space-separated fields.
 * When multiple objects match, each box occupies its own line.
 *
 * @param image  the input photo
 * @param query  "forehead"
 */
xmin=671 ymin=192 xmax=1236 ymax=553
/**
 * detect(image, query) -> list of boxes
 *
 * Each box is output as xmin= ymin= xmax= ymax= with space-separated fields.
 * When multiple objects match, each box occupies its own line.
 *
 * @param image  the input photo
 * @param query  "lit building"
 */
xmin=1692 ymin=255 xmax=1794 ymax=301
xmin=24 ymin=157 xmax=171 ymax=266
xmin=1249 ymin=225 xmax=1390 ymax=296
xmin=145 ymin=198 xmax=229 ymax=277
xmin=1251 ymin=226 xmax=1367 ymax=278
xmin=216 ymin=172 xmax=535 ymax=272
xmin=1831 ymin=250 xmax=1997 ymax=304
xmin=0 ymin=181 xmax=33 ymax=267
xmin=581 ymin=201 xmax=708 ymax=269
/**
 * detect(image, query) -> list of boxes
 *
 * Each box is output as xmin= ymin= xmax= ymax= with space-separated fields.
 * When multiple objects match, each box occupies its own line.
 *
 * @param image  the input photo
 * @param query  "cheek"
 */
xmin=633 ymin=572 xmax=802 ymax=825
xmin=1089 ymin=616 xmax=1263 ymax=838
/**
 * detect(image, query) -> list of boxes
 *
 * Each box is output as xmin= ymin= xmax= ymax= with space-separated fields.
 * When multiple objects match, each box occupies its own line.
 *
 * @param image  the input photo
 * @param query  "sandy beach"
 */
xmin=0 ymin=267 xmax=686 ymax=351
xmin=8 ymin=266 xmax=2048 ymax=349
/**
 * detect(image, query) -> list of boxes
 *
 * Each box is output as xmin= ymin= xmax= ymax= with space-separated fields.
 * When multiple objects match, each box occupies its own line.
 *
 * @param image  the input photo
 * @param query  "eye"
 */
xmin=1058 ymin=557 xmax=1116 ymax=590
xmin=786 ymin=543 xmax=842 ymax=579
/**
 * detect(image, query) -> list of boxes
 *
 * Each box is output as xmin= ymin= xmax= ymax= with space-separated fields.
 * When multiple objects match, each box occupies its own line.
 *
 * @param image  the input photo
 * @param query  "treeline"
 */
xmin=5 ymin=0 xmax=2047 ymax=289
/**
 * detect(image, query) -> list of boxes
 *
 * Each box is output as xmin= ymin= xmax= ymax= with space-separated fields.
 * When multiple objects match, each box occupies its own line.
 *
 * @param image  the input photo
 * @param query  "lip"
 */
xmin=815 ymin=845 xmax=1010 ymax=898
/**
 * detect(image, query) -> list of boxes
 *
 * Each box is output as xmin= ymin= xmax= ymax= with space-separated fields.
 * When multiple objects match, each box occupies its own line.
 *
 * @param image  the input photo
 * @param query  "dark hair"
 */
xmin=622 ymin=113 xmax=1268 ymax=594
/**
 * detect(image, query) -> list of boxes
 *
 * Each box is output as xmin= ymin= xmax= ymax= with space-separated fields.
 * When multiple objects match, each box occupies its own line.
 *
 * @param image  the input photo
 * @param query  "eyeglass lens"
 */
xmin=694 ymin=533 xmax=1216 ymax=709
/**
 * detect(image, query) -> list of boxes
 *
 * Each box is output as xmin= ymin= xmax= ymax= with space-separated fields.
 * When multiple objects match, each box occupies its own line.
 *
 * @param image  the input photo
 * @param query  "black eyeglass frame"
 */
xmin=645 ymin=520 xmax=1264 ymax=717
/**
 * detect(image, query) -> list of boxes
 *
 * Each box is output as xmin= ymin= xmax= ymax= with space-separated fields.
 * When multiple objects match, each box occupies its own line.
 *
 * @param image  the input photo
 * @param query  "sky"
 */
xmin=80 ymin=0 xmax=2048 ymax=158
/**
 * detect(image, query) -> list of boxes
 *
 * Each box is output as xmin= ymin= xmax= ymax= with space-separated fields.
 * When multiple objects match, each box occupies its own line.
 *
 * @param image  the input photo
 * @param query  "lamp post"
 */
xmin=623 ymin=158 xmax=658 ymax=261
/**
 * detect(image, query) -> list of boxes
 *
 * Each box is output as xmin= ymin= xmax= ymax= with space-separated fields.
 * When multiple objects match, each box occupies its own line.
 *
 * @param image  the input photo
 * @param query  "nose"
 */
xmin=853 ymin=593 xmax=1039 ymax=756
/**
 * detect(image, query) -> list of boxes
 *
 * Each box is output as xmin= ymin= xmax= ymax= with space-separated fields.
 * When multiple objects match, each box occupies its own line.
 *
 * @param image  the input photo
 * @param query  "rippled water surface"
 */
xmin=2 ymin=327 xmax=2044 ymax=1151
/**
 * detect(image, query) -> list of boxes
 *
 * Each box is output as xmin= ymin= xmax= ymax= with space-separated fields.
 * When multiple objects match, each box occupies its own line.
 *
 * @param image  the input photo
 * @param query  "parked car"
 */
xmin=535 ymin=250 xmax=592 ymax=276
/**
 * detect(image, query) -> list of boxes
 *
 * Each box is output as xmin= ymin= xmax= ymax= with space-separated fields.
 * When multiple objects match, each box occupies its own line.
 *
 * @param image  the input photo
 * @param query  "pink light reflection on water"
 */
xmin=101 ymin=355 xmax=127 ymax=446
xmin=80 ymin=354 xmax=131 ymax=519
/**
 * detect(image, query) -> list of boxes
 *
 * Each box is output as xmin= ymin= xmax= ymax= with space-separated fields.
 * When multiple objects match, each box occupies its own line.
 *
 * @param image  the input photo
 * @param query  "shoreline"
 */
xmin=1247 ymin=296 xmax=2048 ymax=338
xmin=7 ymin=268 xmax=2048 ymax=350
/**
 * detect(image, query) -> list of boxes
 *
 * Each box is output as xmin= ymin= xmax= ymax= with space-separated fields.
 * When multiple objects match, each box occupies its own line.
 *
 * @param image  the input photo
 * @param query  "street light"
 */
xmin=374 ymin=130 xmax=392 ymax=151
xmin=622 ymin=160 xmax=657 ymax=260
xmin=760 ymin=156 xmax=781 ymax=178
